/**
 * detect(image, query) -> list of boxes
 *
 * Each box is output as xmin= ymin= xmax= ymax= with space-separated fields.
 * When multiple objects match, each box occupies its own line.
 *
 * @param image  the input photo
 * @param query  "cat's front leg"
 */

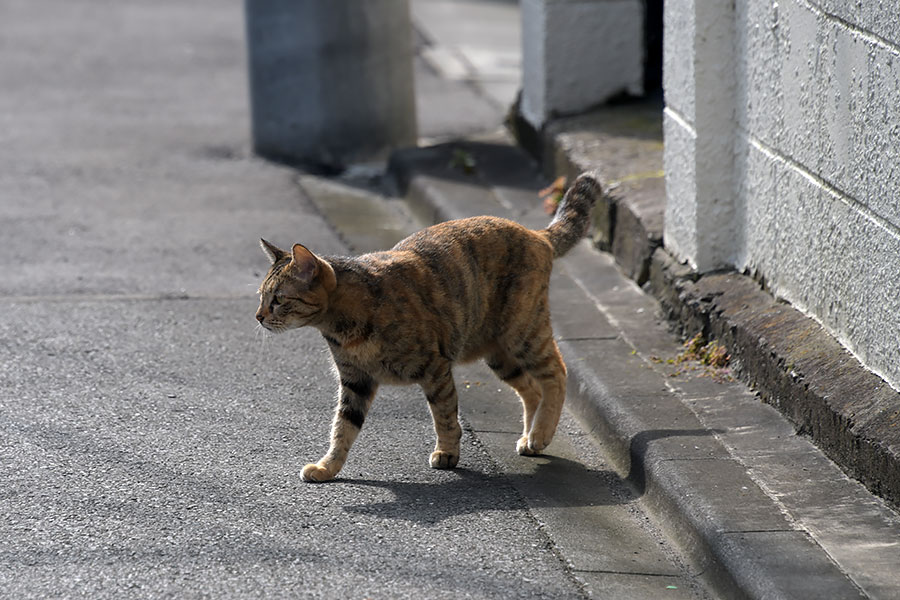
xmin=421 ymin=362 xmax=462 ymax=469
xmin=302 ymin=371 xmax=377 ymax=482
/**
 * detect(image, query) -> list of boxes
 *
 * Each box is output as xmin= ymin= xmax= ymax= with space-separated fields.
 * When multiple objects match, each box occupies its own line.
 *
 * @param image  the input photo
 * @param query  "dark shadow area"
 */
xmin=341 ymin=428 xmax=723 ymax=525
xmin=625 ymin=428 xmax=726 ymax=496
xmin=643 ymin=0 xmax=664 ymax=94
xmin=341 ymin=457 xmax=627 ymax=526
xmin=389 ymin=140 xmax=546 ymax=194
xmin=253 ymin=150 xmax=346 ymax=177
xmin=267 ymin=139 xmax=546 ymax=221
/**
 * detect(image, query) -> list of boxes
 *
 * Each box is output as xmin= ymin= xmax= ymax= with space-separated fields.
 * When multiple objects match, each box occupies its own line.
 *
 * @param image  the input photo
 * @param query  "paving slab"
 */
xmin=411 ymin=0 xmax=521 ymax=110
xmin=649 ymin=252 xmax=900 ymax=508
xmin=565 ymin=241 xmax=900 ymax=600
xmin=513 ymin=59 xmax=900 ymax=524
xmin=296 ymin=175 xmax=418 ymax=254
xmin=405 ymin=1 xmax=900 ymax=597
xmin=2 ymin=0 xmax=667 ymax=597
xmin=390 ymin=136 xmax=546 ymax=225
xmin=717 ymin=531 xmax=866 ymax=600
xmin=410 ymin=0 xmax=516 ymax=141
xmin=510 ymin=97 xmax=666 ymax=283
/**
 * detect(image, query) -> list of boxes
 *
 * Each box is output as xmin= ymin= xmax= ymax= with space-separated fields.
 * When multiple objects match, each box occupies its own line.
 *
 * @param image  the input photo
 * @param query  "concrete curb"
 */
xmin=649 ymin=250 xmax=900 ymax=508
xmin=513 ymin=100 xmax=900 ymax=510
xmin=386 ymin=141 xmax=880 ymax=599
xmin=549 ymin=278 xmax=865 ymax=600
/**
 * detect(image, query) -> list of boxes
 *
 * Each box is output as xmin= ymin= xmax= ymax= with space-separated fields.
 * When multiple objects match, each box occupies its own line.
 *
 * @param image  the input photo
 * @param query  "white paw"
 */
xmin=301 ymin=462 xmax=335 ymax=482
xmin=429 ymin=450 xmax=460 ymax=469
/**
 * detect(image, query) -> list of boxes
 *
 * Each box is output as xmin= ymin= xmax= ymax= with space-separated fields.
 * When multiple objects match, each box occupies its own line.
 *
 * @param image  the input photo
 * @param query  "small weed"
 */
xmin=449 ymin=149 xmax=477 ymax=174
xmin=669 ymin=333 xmax=734 ymax=382
xmin=703 ymin=343 xmax=729 ymax=369
xmin=539 ymin=176 xmax=567 ymax=215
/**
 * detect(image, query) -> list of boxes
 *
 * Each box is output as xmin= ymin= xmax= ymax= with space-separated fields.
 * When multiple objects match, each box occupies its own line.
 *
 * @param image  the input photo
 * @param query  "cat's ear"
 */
xmin=290 ymin=243 xmax=319 ymax=284
xmin=290 ymin=244 xmax=336 ymax=290
xmin=260 ymin=238 xmax=287 ymax=265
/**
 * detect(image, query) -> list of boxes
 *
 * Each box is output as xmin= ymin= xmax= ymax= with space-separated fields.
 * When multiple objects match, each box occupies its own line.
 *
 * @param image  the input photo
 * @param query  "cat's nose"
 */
xmin=256 ymin=313 xmax=265 ymax=323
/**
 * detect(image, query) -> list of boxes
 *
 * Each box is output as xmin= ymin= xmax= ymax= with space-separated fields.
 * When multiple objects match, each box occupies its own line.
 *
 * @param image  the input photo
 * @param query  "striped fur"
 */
xmin=546 ymin=172 xmax=602 ymax=258
xmin=256 ymin=173 xmax=600 ymax=482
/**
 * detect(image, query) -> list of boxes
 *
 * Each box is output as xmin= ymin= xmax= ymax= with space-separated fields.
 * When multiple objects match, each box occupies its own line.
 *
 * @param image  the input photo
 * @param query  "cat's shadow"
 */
xmin=339 ymin=427 xmax=721 ymax=525
xmin=341 ymin=457 xmax=619 ymax=525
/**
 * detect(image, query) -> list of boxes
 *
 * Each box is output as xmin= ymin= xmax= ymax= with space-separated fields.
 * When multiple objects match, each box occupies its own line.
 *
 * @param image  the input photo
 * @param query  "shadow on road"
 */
xmin=341 ymin=456 xmax=621 ymax=526
xmin=341 ymin=427 xmax=720 ymax=525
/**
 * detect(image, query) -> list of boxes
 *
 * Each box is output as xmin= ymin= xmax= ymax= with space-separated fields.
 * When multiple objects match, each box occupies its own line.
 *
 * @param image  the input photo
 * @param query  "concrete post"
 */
xmin=520 ymin=0 xmax=644 ymax=130
xmin=662 ymin=0 xmax=737 ymax=271
xmin=244 ymin=0 xmax=417 ymax=170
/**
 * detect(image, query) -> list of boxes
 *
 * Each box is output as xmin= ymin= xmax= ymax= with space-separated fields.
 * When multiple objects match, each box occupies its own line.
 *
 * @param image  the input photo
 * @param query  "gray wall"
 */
xmin=520 ymin=0 xmax=644 ymax=129
xmin=245 ymin=0 xmax=416 ymax=168
xmin=664 ymin=1 xmax=900 ymax=389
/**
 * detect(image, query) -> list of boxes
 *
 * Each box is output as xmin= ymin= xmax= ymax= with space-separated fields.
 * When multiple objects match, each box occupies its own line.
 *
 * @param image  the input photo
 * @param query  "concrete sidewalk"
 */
xmin=411 ymin=0 xmax=520 ymax=142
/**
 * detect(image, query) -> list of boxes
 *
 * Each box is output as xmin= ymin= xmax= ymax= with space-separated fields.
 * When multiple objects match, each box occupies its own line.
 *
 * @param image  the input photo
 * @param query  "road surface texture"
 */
xmin=0 ymin=1 xmax=709 ymax=598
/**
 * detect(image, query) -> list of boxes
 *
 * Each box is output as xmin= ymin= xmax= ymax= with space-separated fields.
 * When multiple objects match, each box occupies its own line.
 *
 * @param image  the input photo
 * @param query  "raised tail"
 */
xmin=544 ymin=172 xmax=602 ymax=258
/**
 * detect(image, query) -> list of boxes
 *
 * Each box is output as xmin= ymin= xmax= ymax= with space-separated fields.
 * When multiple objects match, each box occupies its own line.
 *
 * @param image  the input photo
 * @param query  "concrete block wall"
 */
xmin=244 ymin=0 xmax=416 ymax=168
xmin=665 ymin=0 xmax=900 ymax=390
xmin=520 ymin=0 xmax=644 ymax=129
xmin=663 ymin=0 xmax=737 ymax=271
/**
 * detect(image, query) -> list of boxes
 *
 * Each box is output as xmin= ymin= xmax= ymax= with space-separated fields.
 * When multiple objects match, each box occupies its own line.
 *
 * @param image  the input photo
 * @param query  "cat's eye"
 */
xmin=270 ymin=295 xmax=285 ymax=310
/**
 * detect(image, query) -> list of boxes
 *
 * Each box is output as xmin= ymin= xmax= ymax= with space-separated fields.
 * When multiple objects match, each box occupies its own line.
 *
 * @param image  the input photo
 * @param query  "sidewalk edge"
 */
xmin=518 ymin=105 xmax=900 ymax=510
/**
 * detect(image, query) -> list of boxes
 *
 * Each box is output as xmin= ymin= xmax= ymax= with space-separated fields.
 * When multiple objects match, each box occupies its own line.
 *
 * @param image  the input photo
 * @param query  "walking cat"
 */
xmin=256 ymin=173 xmax=600 ymax=482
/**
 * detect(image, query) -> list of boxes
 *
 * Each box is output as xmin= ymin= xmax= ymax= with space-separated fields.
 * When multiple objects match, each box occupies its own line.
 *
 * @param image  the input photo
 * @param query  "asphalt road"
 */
xmin=0 ymin=1 xmax=707 ymax=598
xmin=2 ymin=297 xmax=585 ymax=598
xmin=1 ymin=282 xmax=701 ymax=599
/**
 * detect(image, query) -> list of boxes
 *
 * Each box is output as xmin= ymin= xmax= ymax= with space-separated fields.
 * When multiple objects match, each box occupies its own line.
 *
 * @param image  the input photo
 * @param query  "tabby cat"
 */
xmin=256 ymin=173 xmax=600 ymax=482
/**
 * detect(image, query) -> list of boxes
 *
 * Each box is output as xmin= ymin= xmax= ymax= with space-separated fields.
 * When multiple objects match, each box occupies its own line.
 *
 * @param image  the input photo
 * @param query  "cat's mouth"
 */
xmin=259 ymin=320 xmax=286 ymax=334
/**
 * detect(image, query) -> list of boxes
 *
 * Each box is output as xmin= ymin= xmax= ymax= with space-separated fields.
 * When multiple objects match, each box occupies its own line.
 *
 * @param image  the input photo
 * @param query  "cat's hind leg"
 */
xmin=302 ymin=371 xmax=377 ymax=482
xmin=486 ymin=349 xmax=542 ymax=453
xmin=421 ymin=360 xmax=462 ymax=469
xmin=514 ymin=333 xmax=567 ymax=456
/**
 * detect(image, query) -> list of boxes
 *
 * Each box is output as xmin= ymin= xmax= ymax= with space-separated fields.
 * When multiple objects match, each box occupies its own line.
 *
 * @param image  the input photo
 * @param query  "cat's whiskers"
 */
xmin=254 ymin=321 xmax=274 ymax=351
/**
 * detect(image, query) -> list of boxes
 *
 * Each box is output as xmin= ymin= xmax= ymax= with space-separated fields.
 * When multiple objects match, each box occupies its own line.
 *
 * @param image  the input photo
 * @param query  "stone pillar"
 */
xmin=662 ymin=0 xmax=737 ymax=271
xmin=520 ymin=0 xmax=645 ymax=130
xmin=244 ymin=0 xmax=417 ymax=170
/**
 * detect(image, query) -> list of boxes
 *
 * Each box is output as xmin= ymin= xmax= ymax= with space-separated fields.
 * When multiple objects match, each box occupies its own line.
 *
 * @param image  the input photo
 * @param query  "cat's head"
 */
xmin=256 ymin=239 xmax=336 ymax=332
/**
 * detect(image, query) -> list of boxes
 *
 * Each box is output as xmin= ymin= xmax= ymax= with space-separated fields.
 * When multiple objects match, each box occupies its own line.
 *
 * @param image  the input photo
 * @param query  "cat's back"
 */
xmin=387 ymin=215 xmax=554 ymax=310
xmin=392 ymin=215 xmax=552 ymax=266
xmin=328 ymin=216 xmax=556 ymax=370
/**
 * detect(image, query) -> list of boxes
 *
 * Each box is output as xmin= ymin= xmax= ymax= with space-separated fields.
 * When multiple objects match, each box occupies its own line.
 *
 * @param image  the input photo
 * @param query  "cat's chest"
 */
xmin=326 ymin=335 xmax=384 ymax=369
xmin=325 ymin=334 xmax=429 ymax=385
